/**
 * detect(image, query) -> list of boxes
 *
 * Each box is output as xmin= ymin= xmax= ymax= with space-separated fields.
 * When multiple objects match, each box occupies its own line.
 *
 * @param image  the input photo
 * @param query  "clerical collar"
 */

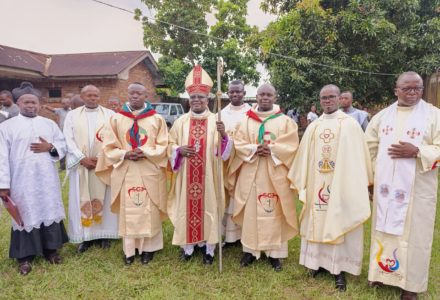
xmin=127 ymin=102 xmax=146 ymax=112
xmin=230 ymin=103 xmax=246 ymax=111
xmin=255 ymin=105 xmax=275 ymax=114
xmin=191 ymin=109 xmax=208 ymax=116
xmin=18 ymin=113 xmax=37 ymax=119
xmin=323 ymin=110 xmax=339 ymax=118
xmin=397 ymin=105 xmax=415 ymax=112
xmin=85 ymin=106 xmax=99 ymax=112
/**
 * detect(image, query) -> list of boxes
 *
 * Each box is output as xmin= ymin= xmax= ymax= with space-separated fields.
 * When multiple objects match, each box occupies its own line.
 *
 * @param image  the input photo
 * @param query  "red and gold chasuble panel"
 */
xmin=186 ymin=118 xmax=208 ymax=243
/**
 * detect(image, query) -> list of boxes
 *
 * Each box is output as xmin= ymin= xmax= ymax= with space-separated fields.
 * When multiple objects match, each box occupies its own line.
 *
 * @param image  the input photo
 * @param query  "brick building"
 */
xmin=0 ymin=44 xmax=163 ymax=107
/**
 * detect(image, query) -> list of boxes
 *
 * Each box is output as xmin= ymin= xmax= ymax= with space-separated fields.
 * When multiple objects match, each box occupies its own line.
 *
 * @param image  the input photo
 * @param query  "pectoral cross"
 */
xmin=194 ymin=140 xmax=201 ymax=153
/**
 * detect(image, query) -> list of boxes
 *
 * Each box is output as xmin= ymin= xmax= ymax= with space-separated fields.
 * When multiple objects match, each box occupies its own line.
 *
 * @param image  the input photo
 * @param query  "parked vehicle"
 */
xmin=151 ymin=102 xmax=185 ymax=127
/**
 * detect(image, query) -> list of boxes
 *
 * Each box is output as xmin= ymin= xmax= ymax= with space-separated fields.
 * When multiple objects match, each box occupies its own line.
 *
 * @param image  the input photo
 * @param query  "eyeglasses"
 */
xmin=397 ymin=86 xmax=424 ymax=93
xmin=189 ymin=95 xmax=207 ymax=100
xmin=320 ymin=95 xmax=338 ymax=100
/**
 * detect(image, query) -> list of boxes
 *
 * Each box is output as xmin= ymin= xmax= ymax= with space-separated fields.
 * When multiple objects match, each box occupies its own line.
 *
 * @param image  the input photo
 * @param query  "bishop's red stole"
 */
xmin=186 ymin=117 xmax=208 ymax=243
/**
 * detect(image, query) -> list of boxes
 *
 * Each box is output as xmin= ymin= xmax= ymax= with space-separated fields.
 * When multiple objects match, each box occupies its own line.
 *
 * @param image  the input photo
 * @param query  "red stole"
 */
xmin=186 ymin=117 xmax=208 ymax=243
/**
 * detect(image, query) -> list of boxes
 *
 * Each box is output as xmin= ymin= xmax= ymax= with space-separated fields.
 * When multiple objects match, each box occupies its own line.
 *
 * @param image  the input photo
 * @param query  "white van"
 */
xmin=151 ymin=103 xmax=185 ymax=127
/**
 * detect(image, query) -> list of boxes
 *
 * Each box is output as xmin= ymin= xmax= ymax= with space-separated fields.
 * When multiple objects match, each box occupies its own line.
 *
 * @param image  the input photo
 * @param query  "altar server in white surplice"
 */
xmin=366 ymin=72 xmax=440 ymax=300
xmin=0 ymin=83 xmax=68 ymax=276
xmin=64 ymin=85 xmax=118 ymax=253
xmin=221 ymin=80 xmax=251 ymax=248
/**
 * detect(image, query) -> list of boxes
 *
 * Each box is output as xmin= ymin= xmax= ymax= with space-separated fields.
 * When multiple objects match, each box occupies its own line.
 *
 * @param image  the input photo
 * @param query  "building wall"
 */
xmin=1 ymin=62 xmax=161 ymax=109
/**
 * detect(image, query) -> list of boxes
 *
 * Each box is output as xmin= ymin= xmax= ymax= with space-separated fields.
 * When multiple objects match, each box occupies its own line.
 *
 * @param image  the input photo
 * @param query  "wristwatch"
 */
xmin=49 ymin=145 xmax=57 ymax=155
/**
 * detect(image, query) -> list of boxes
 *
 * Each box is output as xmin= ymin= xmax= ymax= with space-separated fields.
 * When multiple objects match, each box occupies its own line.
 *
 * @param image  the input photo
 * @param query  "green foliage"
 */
xmin=139 ymin=0 xmax=214 ymax=62
xmin=202 ymin=0 xmax=260 ymax=89
xmin=157 ymin=56 xmax=192 ymax=97
xmin=258 ymin=0 xmax=440 ymax=109
xmin=138 ymin=0 xmax=260 ymax=95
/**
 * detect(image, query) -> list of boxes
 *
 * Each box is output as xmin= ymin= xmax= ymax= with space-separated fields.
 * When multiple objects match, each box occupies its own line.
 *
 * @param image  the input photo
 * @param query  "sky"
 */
xmin=0 ymin=0 xmax=275 ymax=54
xmin=0 ymin=0 xmax=276 ymax=95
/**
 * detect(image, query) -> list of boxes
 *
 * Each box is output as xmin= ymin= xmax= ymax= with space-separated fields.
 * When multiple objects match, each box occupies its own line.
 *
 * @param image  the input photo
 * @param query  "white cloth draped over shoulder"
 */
xmin=63 ymin=106 xmax=118 ymax=243
xmin=0 ymin=114 xmax=67 ymax=232
xmin=367 ymin=100 xmax=440 ymax=293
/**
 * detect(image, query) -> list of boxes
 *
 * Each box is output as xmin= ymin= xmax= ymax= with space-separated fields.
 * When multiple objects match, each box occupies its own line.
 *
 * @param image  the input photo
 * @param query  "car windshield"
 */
xmin=152 ymin=104 xmax=169 ymax=115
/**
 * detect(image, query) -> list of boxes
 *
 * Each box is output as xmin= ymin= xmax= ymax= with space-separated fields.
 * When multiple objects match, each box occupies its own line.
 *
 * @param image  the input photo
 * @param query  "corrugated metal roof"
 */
xmin=0 ymin=45 xmax=159 ymax=80
xmin=0 ymin=45 xmax=48 ymax=73
xmin=48 ymin=51 xmax=147 ymax=77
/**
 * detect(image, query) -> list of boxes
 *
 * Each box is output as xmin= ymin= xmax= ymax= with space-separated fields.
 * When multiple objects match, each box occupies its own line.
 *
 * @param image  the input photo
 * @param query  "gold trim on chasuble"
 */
xmin=186 ymin=118 xmax=208 ymax=243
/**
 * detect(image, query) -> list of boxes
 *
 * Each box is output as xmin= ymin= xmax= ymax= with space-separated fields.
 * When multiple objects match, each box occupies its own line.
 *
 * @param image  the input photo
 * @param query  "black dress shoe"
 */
xmin=240 ymin=252 xmax=256 ymax=267
xmin=100 ymin=239 xmax=111 ymax=249
xmin=368 ymin=280 xmax=384 ymax=288
xmin=141 ymin=252 xmax=155 ymax=265
xmin=77 ymin=241 xmax=92 ymax=253
xmin=400 ymin=290 xmax=418 ymax=300
xmin=202 ymin=253 xmax=214 ymax=265
xmin=309 ymin=267 xmax=325 ymax=278
xmin=180 ymin=251 xmax=192 ymax=262
xmin=334 ymin=272 xmax=347 ymax=292
xmin=222 ymin=240 xmax=241 ymax=249
xmin=124 ymin=255 xmax=135 ymax=265
xmin=196 ymin=245 xmax=206 ymax=254
xmin=18 ymin=261 xmax=32 ymax=276
xmin=268 ymin=257 xmax=282 ymax=272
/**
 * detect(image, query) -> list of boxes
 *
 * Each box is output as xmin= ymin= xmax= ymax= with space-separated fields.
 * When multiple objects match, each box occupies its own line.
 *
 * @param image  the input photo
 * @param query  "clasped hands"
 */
xmin=124 ymin=148 xmax=146 ymax=161
xmin=256 ymin=143 xmax=271 ymax=157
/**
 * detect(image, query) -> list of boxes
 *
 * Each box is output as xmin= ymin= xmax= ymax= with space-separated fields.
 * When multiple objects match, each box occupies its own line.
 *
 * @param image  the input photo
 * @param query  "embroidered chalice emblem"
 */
xmin=128 ymin=186 xmax=146 ymax=206
xmin=258 ymin=193 xmax=279 ymax=213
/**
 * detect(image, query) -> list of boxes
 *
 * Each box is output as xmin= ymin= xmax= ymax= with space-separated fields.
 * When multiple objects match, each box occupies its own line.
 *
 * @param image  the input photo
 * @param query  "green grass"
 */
xmin=0 ymin=170 xmax=438 ymax=299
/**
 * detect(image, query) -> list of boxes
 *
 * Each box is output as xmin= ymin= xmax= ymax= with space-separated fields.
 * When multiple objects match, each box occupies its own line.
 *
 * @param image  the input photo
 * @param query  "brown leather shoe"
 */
xmin=401 ymin=290 xmax=417 ymax=300
xmin=45 ymin=252 xmax=62 ymax=264
xmin=18 ymin=261 xmax=32 ymax=276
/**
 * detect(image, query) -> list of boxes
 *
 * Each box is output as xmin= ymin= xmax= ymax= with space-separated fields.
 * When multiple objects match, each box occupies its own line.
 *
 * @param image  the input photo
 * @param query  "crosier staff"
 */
xmin=216 ymin=57 xmax=224 ymax=273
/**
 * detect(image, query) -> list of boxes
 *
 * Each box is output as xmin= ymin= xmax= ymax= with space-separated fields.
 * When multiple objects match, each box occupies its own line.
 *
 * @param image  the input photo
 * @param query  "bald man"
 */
xmin=64 ymin=85 xmax=118 ymax=253
xmin=228 ymin=83 xmax=299 ymax=272
xmin=96 ymin=83 xmax=168 ymax=265
xmin=289 ymin=84 xmax=372 ymax=291
xmin=366 ymin=72 xmax=440 ymax=299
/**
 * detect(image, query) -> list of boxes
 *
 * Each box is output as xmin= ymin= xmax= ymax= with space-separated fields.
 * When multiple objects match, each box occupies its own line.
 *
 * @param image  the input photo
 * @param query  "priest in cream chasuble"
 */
xmin=167 ymin=65 xmax=231 ymax=265
xmin=96 ymin=83 xmax=168 ymax=265
xmin=289 ymin=84 xmax=372 ymax=291
xmin=228 ymin=83 xmax=299 ymax=272
xmin=366 ymin=72 xmax=440 ymax=298
xmin=64 ymin=85 xmax=118 ymax=251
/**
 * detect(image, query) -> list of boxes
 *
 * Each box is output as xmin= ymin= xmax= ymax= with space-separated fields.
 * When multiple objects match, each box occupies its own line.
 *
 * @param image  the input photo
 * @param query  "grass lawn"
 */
xmin=0 ymin=171 xmax=439 ymax=299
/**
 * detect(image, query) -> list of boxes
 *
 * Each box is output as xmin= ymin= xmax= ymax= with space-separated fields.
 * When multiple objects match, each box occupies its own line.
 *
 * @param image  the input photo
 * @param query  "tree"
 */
xmin=136 ymin=0 xmax=260 ymax=95
xmin=258 ymin=0 xmax=440 ymax=109
xmin=157 ymin=56 xmax=192 ymax=97
xmin=137 ymin=0 xmax=215 ymax=63
xmin=202 ymin=0 xmax=260 ymax=88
